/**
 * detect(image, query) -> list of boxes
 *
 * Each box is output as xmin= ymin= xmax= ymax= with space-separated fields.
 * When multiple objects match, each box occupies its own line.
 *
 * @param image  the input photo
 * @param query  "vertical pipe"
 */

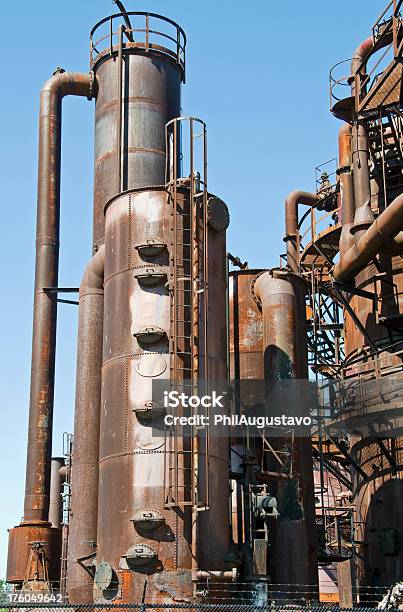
xmin=7 ymin=70 xmax=92 ymax=588
xmin=351 ymin=120 xmax=374 ymax=236
xmin=48 ymin=457 xmax=65 ymax=528
xmin=284 ymin=191 xmax=321 ymax=272
xmin=116 ymin=25 xmax=124 ymax=194
xmin=67 ymin=245 xmax=105 ymax=603
xmin=338 ymin=124 xmax=356 ymax=256
xmin=23 ymin=72 xmax=92 ymax=525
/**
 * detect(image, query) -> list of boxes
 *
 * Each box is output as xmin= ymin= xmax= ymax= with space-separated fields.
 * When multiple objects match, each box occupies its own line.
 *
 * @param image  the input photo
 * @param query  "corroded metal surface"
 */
xmin=98 ymin=189 xmax=183 ymax=600
xmin=253 ymin=270 xmax=318 ymax=595
xmin=96 ymin=187 xmax=229 ymax=603
xmin=228 ymin=270 xmax=264 ymax=546
xmin=67 ymin=247 xmax=105 ymax=603
xmin=8 ymin=72 xmax=92 ymax=589
xmin=229 ymin=270 xmax=264 ymax=386
xmin=352 ymin=438 xmax=403 ymax=589
xmin=92 ymin=49 xmax=181 ymax=247
xmin=7 ymin=523 xmax=61 ymax=584
xmin=23 ymin=72 xmax=92 ymax=526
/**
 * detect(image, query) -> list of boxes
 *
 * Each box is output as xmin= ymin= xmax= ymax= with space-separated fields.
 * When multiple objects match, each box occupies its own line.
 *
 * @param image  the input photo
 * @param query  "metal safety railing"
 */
xmin=90 ymin=12 xmax=186 ymax=79
xmin=329 ymin=0 xmax=403 ymax=115
xmin=298 ymin=163 xmax=340 ymax=269
xmin=329 ymin=59 xmax=353 ymax=108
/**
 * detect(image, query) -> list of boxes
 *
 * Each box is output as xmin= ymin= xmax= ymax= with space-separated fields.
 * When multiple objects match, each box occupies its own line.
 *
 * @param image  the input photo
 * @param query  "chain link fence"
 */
xmin=0 ymin=606 xmax=401 ymax=611
xmin=0 ymin=603 xmax=401 ymax=611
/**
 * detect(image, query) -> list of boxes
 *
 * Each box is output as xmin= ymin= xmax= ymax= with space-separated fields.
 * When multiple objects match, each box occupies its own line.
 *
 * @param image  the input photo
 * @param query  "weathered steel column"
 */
xmin=7 ymin=71 xmax=93 ymax=586
xmin=254 ymin=269 xmax=318 ymax=596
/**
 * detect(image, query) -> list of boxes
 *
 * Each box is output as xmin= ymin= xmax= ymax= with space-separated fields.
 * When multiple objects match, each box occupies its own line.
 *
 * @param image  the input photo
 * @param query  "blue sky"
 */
xmin=0 ymin=0 xmax=379 ymax=578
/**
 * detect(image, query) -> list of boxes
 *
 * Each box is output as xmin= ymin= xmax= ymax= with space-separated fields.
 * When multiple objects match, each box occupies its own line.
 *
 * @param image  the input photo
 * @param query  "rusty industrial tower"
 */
xmin=5 ymin=0 xmax=403 ymax=607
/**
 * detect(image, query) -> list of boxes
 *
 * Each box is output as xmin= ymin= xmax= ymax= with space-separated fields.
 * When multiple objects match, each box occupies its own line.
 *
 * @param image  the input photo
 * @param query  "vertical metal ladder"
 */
xmin=164 ymin=117 xmax=210 ymax=511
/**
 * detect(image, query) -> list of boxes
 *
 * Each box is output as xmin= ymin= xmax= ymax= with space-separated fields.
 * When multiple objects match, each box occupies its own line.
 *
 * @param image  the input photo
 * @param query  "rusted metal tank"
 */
xmin=67 ymin=13 xmax=187 ymax=602
xmin=7 ymin=523 xmax=62 ymax=585
xmin=94 ymin=186 xmax=230 ymax=603
xmin=91 ymin=15 xmax=184 ymax=248
xmin=253 ymin=269 xmax=318 ymax=596
xmin=343 ymin=257 xmax=403 ymax=590
xmin=339 ymin=119 xmax=403 ymax=591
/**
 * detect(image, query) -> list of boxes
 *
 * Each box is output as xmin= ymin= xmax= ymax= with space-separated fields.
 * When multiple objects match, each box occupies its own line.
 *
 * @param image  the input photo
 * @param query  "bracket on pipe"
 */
xmin=328 ymin=284 xmax=378 ymax=354
xmin=312 ymin=445 xmax=353 ymax=490
xmin=76 ymin=552 xmax=97 ymax=578
xmin=328 ymin=436 xmax=368 ymax=480
xmin=332 ymin=281 xmax=378 ymax=304
xmin=376 ymin=438 xmax=398 ymax=473
xmin=43 ymin=287 xmax=79 ymax=306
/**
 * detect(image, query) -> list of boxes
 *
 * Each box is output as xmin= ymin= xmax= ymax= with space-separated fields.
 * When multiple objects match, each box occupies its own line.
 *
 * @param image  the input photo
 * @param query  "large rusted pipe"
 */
xmin=349 ymin=35 xmax=392 ymax=236
xmin=24 ymin=71 xmax=92 ymax=525
xmin=334 ymin=192 xmax=403 ymax=283
xmin=285 ymin=191 xmax=321 ymax=272
xmin=253 ymin=270 xmax=318 ymax=595
xmin=351 ymin=120 xmax=374 ymax=234
xmin=351 ymin=37 xmax=374 ymax=84
xmin=67 ymin=245 xmax=105 ymax=603
xmin=338 ymin=124 xmax=356 ymax=256
xmin=350 ymin=39 xmax=373 ymax=233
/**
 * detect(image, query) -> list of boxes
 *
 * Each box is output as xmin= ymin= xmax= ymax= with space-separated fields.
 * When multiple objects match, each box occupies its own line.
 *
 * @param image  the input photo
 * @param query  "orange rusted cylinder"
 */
xmin=253 ymin=270 xmax=318 ymax=596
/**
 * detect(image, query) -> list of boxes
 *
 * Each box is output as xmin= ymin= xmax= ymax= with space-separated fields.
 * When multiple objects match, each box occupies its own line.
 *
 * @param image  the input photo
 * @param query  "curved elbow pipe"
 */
xmin=285 ymin=191 xmax=321 ymax=272
xmin=24 ymin=71 xmax=93 ymax=524
xmin=79 ymin=244 xmax=105 ymax=297
xmin=351 ymin=36 xmax=374 ymax=78
xmin=334 ymin=193 xmax=403 ymax=283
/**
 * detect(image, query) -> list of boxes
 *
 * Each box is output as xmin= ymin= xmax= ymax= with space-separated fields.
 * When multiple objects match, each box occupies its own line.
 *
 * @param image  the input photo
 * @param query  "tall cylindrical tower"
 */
xmin=90 ymin=13 xmax=184 ymax=248
xmin=67 ymin=14 xmax=231 ymax=604
xmin=67 ymin=14 xmax=186 ymax=602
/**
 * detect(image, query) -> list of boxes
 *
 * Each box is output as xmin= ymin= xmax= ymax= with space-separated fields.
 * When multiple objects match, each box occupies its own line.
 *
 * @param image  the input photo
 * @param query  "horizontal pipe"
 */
xmin=194 ymin=570 xmax=238 ymax=582
xmin=334 ymin=193 xmax=403 ymax=282
xmin=24 ymin=71 xmax=92 ymax=524
xmin=285 ymin=191 xmax=321 ymax=272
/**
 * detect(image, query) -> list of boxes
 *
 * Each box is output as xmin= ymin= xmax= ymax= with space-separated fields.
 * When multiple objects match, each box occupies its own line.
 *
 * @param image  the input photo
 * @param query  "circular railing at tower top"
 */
xmin=90 ymin=12 xmax=186 ymax=79
xmin=329 ymin=58 xmax=352 ymax=109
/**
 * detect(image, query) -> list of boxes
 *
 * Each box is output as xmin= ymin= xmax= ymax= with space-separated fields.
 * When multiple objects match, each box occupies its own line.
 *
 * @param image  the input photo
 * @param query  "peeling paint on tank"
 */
xmin=243 ymin=318 xmax=263 ymax=348
xmin=134 ymin=191 xmax=164 ymax=223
